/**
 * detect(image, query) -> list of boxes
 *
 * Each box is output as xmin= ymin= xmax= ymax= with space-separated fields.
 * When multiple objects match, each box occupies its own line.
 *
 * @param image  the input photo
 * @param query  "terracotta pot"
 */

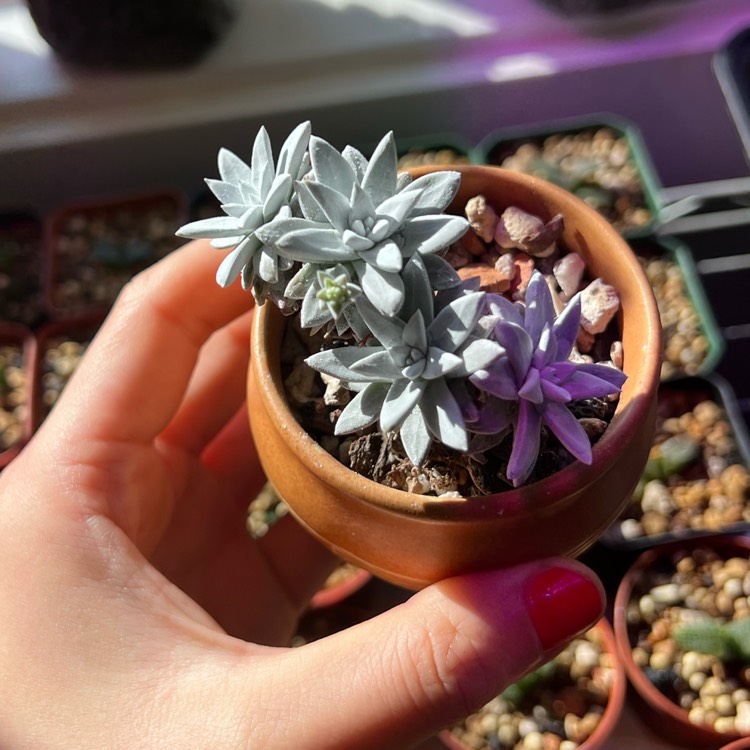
xmin=438 ymin=618 xmax=626 ymax=750
xmin=247 ymin=165 xmax=662 ymax=589
xmin=613 ymin=535 xmax=750 ymax=748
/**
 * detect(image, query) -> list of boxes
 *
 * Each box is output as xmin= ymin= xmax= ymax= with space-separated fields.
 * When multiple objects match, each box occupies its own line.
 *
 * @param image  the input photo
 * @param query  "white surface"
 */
xmin=2 ymin=0 xmax=750 ymax=153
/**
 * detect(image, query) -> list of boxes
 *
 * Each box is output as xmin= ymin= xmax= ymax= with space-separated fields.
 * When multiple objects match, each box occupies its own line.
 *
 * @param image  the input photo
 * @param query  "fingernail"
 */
xmin=525 ymin=566 xmax=604 ymax=652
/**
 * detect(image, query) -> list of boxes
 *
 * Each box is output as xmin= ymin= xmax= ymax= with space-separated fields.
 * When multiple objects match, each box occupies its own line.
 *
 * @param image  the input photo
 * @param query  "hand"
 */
xmin=0 ymin=240 xmax=605 ymax=750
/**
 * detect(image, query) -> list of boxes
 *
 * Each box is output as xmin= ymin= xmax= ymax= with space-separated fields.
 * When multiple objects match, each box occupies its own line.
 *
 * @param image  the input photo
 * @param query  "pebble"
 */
xmin=616 ymin=398 xmax=749 ymax=539
xmin=446 ymin=630 xmax=612 ymax=749
xmin=629 ymin=548 xmax=750 ymax=737
xmin=496 ymin=127 xmax=652 ymax=233
xmin=639 ymin=253 xmax=710 ymax=379
xmin=579 ymin=278 xmax=621 ymax=335
xmin=465 ymin=195 xmax=498 ymax=243
xmin=553 ymin=253 xmax=585 ymax=299
xmin=0 ymin=345 xmax=27 ymax=451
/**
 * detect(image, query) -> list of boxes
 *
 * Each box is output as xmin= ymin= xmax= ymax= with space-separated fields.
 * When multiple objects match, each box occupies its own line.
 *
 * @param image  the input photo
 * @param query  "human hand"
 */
xmin=0 ymin=240 xmax=604 ymax=749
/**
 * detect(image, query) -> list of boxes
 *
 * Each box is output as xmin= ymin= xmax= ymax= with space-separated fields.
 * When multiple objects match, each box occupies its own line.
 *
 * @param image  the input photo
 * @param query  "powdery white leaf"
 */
xmin=205 ymin=178 xmax=243 ymax=206
xmin=399 ymin=404 xmax=432 ymax=466
xmin=216 ymin=235 xmax=260 ymax=287
xmin=310 ymin=136 xmax=357 ymax=197
xmin=306 ymin=346 xmax=385 ymax=383
xmin=422 ymin=378 xmax=468 ymax=452
xmin=358 ymin=262 xmax=404 ymax=318
xmin=362 ymin=131 xmax=397 ymax=207
xmin=342 ymin=145 xmax=368 ymax=182
xmin=218 ymin=147 xmax=253 ymax=185
xmin=399 ymin=215 xmax=469 ymax=257
xmin=399 ymin=170 xmax=461 ymax=215
xmin=428 ymin=292 xmax=485 ymax=353
xmin=262 ymin=173 xmax=293 ymax=221
xmin=176 ymin=215 xmax=247 ymax=240
xmin=276 ymin=121 xmax=311 ymax=178
xmin=381 ymin=379 xmax=425 ymax=433
xmin=335 ymin=383 xmax=388 ymax=435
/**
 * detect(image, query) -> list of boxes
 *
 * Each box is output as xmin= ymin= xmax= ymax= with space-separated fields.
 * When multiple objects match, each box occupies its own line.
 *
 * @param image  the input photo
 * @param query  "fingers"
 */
xmin=45 ymin=239 xmax=253 ymax=448
xmin=245 ymin=559 xmax=604 ymax=749
xmin=160 ymin=310 xmax=253 ymax=455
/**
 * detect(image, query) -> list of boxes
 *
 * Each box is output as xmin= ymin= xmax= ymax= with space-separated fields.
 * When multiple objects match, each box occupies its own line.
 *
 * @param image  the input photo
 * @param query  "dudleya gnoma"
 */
xmin=177 ymin=122 xmax=626 ymax=488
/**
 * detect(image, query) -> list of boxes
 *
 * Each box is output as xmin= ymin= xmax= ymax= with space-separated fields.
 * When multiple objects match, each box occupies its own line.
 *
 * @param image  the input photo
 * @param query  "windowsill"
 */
xmin=2 ymin=0 xmax=750 ymax=154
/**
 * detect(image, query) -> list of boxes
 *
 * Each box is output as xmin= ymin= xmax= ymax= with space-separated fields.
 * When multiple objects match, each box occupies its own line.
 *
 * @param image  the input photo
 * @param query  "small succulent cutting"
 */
xmin=178 ymin=123 xmax=627 ymax=491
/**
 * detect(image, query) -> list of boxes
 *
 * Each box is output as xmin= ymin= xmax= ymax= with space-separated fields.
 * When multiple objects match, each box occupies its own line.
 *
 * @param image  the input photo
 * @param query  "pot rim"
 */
xmin=251 ymin=165 xmax=661 ymax=521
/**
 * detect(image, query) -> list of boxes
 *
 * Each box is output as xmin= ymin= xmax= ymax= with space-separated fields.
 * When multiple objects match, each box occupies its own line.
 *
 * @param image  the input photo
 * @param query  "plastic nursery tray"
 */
xmin=631 ymin=236 xmax=724 ymax=381
xmin=0 ymin=323 xmax=36 ymax=468
xmin=44 ymin=189 xmax=187 ymax=318
xmin=714 ymin=25 xmax=750 ymax=166
xmin=394 ymin=132 xmax=473 ymax=169
xmin=602 ymin=374 xmax=750 ymax=550
xmin=31 ymin=313 xmax=106 ymax=432
xmin=0 ymin=210 xmax=45 ymax=327
xmin=473 ymin=114 xmax=663 ymax=237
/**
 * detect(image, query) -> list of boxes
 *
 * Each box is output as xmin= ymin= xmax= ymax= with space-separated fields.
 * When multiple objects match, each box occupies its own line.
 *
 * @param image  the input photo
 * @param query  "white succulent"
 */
xmin=176 ymin=121 xmax=311 ymax=294
xmin=256 ymin=132 xmax=469 ymax=318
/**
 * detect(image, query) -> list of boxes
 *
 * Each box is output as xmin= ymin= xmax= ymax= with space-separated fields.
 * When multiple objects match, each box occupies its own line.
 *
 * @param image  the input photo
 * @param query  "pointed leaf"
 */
xmin=362 ymin=131 xmax=398 ymax=206
xmin=399 ymin=215 xmax=469 ymax=257
xmin=277 ymin=121 xmax=311 ymax=178
xmin=304 ymin=180 xmax=352 ymax=233
xmin=362 ymin=239 xmax=403 ymax=273
xmin=348 ymin=182 xmax=377 ymax=226
xmin=352 ymin=300 xmax=402 ymax=356
xmin=524 ymin=271 xmax=556 ymax=349
xmin=256 ymin=246 xmax=278 ymax=284
xmin=300 ymin=282 xmax=329 ymax=328
xmin=310 ymin=136 xmax=357 ymax=196
xmin=381 ymin=379 xmax=425 ymax=433
xmin=399 ymin=403 xmax=432 ymax=466
xmin=470 ymin=357 xmax=519 ymax=400
xmin=218 ymin=147 xmax=253 ymax=185
xmin=284 ymin=262 xmax=316 ymax=299
xmin=215 ymin=235 xmax=260 ymax=287
xmin=342 ymin=145 xmax=368 ymax=182
xmin=176 ymin=215 xmax=245 ymax=239
xmin=423 ymin=253 xmax=461 ymax=290
xmin=518 ymin=367 xmax=543 ymax=404
xmin=349 ymin=350 xmax=402 ymax=380
xmin=205 ymin=178 xmax=244 ymax=206
xmin=454 ymin=338 xmax=504 ymax=376
xmin=494 ymin=321 xmax=534 ymax=386
xmin=295 ymin=180 xmax=327 ymax=222
xmin=561 ymin=366 xmax=625 ymax=400
xmin=358 ymin=262 xmax=404 ymax=318
xmin=422 ymin=349 xmax=463 ymax=379
xmin=399 ymin=170 xmax=461 ymax=215
xmin=306 ymin=346 xmax=386 ymax=382
xmin=375 ymin=188 xmax=421 ymax=234
xmin=553 ymin=294 xmax=582 ymax=360
xmin=422 ymin=378 xmax=468 ymax=451
xmin=262 ymin=173 xmax=293 ymax=221
xmin=401 ymin=254 xmax=434 ymax=326
xmin=335 ymin=383 xmax=388 ymax=435
xmin=428 ymin=291 xmax=484 ymax=353
xmin=250 ymin=126 xmax=274 ymax=197
xmin=507 ymin=400 xmax=542 ymax=487
xmin=272 ymin=228 xmax=355 ymax=264
xmin=542 ymin=402 xmax=592 ymax=464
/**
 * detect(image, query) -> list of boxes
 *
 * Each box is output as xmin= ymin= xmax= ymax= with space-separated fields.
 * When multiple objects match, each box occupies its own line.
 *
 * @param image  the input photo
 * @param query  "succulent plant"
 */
xmin=255 ymin=131 xmax=469 ymax=318
xmin=180 ymin=122 xmax=628 ymax=489
xmin=470 ymin=270 xmax=626 ymax=486
xmin=176 ymin=121 xmax=311 ymax=296
xmin=674 ymin=618 xmax=750 ymax=664
xmin=305 ymin=257 xmax=502 ymax=466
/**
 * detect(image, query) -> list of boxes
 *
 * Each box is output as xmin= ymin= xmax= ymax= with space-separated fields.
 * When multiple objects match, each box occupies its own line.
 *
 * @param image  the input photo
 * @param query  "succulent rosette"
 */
xmin=470 ymin=271 xmax=627 ymax=486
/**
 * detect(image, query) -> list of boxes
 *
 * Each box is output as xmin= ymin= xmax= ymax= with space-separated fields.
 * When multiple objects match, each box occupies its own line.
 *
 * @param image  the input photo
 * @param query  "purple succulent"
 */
xmin=469 ymin=271 xmax=626 ymax=487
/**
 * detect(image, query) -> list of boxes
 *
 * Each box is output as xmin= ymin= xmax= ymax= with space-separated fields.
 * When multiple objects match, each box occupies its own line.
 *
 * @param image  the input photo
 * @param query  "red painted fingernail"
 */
xmin=525 ymin=566 xmax=604 ymax=652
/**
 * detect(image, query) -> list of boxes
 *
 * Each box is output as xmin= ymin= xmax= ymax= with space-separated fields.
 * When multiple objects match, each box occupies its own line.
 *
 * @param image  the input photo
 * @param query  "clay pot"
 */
xmin=438 ymin=619 xmax=626 ymax=750
xmin=613 ymin=535 xmax=750 ymax=748
xmin=247 ymin=165 xmax=662 ymax=589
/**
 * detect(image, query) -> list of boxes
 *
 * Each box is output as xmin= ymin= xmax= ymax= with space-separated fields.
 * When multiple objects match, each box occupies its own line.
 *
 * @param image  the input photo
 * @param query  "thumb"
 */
xmin=271 ymin=558 xmax=604 ymax=750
